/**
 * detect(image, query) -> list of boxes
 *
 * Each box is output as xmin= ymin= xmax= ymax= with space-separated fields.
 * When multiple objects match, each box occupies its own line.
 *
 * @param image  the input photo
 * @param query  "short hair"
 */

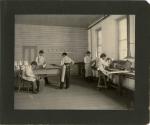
xmin=106 ymin=58 xmax=111 ymax=61
xmin=39 ymin=50 xmax=44 ymax=54
xmin=31 ymin=61 xmax=37 ymax=66
xmin=100 ymin=53 xmax=106 ymax=58
xmin=62 ymin=52 xmax=67 ymax=56
xmin=86 ymin=51 xmax=91 ymax=54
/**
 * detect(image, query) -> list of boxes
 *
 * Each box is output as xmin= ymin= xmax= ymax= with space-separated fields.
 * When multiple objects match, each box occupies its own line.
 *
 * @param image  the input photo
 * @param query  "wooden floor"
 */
xmin=14 ymin=76 xmax=134 ymax=110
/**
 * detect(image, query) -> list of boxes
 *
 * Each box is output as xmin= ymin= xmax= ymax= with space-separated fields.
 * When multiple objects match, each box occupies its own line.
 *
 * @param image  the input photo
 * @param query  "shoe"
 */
xmin=36 ymin=87 xmax=40 ymax=92
xmin=33 ymin=90 xmax=38 ymax=94
xmin=45 ymin=82 xmax=50 ymax=85
xmin=60 ymin=86 xmax=63 ymax=89
xmin=36 ymin=89 xmax=39 ymax=92
xmin=60 ymin=82 xmax=64 ymax=89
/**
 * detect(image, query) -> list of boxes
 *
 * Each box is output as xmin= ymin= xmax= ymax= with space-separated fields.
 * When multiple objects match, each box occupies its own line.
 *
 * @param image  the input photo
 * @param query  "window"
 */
xmin=118 ymin=15 xmax=135 ymax=60
xmin=118 ymin=17 xmax=128 ymax=59
xmin=97 ymin=29 xmax=102 ymax=57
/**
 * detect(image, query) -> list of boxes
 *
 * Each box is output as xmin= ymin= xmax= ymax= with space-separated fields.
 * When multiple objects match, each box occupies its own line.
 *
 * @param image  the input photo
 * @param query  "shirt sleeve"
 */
xmin=102 ymin=60 xmax=108 ymax=67
xmin=91 ymin=59 xmax=96 ymax=67
xmin=101 ymin=59 xmax=105 ymax=65
xmin=105 ymin=61 xmax=109 ymax=67
xmin=25 ymin=66 xmax=35 ymax=77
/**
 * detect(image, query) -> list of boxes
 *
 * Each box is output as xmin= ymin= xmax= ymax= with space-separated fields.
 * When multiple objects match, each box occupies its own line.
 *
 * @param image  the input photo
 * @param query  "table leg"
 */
xmin=118 ymin=74 xmax=123 ymax=95
xmin=58 ymin=70 xmax=61 ymax=86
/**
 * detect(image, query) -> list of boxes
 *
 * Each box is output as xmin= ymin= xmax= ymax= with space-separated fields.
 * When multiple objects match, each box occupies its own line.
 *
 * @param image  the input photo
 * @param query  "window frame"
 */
xmin=117 ymin=15 xmax=130 ymax=60
xmin=96 ymin=28 xmax=102 ymax=58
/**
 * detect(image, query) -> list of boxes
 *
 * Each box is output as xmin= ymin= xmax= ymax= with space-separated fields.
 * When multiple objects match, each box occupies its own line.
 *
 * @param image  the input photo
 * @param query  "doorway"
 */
xmin=23 ymin=46 xmax=37 ymax=63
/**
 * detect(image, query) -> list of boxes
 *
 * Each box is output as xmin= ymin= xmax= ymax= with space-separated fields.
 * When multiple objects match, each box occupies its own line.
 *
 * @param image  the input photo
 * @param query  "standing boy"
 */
xmin=60 ymin=52 xmax=74 ymax=89
xmin=36 ymin=50 xmax=49 ymax=84
xmin=84 ymin=51 xmax=92 ymax=81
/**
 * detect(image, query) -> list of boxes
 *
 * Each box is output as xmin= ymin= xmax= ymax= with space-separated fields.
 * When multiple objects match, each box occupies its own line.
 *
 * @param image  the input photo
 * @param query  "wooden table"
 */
xmin=34 ymin=66 xmax=61 ymax=85
xmin=98 ymin=69 xmax=135 ymax=95
xmin=106 ymin=70 xmax=135 ymax=95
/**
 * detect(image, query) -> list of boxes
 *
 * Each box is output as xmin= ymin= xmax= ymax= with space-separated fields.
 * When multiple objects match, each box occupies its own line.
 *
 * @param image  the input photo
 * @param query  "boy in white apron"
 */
xmin=84 ymin=51 xmax=92 ymax=81
xmin=60 ymin=52 xmax=74 ymax=89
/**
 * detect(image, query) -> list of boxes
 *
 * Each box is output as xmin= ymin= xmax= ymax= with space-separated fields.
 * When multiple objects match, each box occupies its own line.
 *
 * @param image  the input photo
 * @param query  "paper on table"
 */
xmin=105 ymin=70 xmax=130 ymax=75
xmin=108 ymin=70 xmax=129 ymax=74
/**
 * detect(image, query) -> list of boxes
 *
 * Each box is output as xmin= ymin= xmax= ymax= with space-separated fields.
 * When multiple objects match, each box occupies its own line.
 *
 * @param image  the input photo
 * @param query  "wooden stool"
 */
xmin=17 ymin=70 xmax=33 ymax=93
xmin=22 ymin=80 xmax=33 ymax=93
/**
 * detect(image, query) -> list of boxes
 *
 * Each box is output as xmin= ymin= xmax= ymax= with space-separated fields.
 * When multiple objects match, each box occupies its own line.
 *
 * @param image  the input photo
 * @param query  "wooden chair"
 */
xmin=17 ymin=70 xmax=23 ymax=92
xmin=17 ymin=70 xmax=33 ymax=93
xmin=97 ymin=70 xmax=108 ymax=89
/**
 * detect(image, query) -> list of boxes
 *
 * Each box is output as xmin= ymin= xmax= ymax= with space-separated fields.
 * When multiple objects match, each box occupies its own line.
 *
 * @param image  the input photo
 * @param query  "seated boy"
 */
xmin=22 ymin=61 xmax=39 ymax=93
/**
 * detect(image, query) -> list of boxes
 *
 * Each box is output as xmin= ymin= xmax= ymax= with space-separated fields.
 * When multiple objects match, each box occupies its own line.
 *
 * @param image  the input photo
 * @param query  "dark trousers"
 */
xmin=36 ymin=80 xmax=40 ymax=91
xmin=44 ymin=77 xmax=49 ymax=84
xmin=65 ymin=66 xmax=70 ymax=88
xmin=32 ymin=80 xmax=40 ymax=92
xmin=97 ymin=70 xmax=107 ymax=88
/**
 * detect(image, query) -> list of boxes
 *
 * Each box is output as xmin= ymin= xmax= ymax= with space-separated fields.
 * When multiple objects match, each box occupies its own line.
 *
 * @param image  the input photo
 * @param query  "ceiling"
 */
xmin=15 ymin=15 xmax=103 ymax=28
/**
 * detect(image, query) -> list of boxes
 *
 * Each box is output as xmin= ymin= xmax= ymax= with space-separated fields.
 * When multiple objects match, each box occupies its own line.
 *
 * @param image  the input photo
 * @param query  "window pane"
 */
xmin=118 ymin=17 xmax=127 ymax=60
xmin=119 ymin=50 xmax=127 ymax=59
xmin=118 ymin=18 xmax=127 ymax=40
xmin=119 ymin=40 xmax=127 ymax=59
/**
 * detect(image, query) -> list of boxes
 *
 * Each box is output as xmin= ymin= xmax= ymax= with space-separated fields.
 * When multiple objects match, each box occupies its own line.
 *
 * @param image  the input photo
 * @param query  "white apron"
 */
xmin=61 ymin=65 xmax=66 ymax=82
xmin=84 ymin=56 xmax=92 ymax=77
xmin=60 ymin=56 xmax=74 ymax=82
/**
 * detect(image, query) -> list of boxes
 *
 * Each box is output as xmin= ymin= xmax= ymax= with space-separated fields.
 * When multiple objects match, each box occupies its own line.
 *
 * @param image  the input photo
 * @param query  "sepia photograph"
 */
xmin=14 ymin=14 xmax=135 ymax=110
